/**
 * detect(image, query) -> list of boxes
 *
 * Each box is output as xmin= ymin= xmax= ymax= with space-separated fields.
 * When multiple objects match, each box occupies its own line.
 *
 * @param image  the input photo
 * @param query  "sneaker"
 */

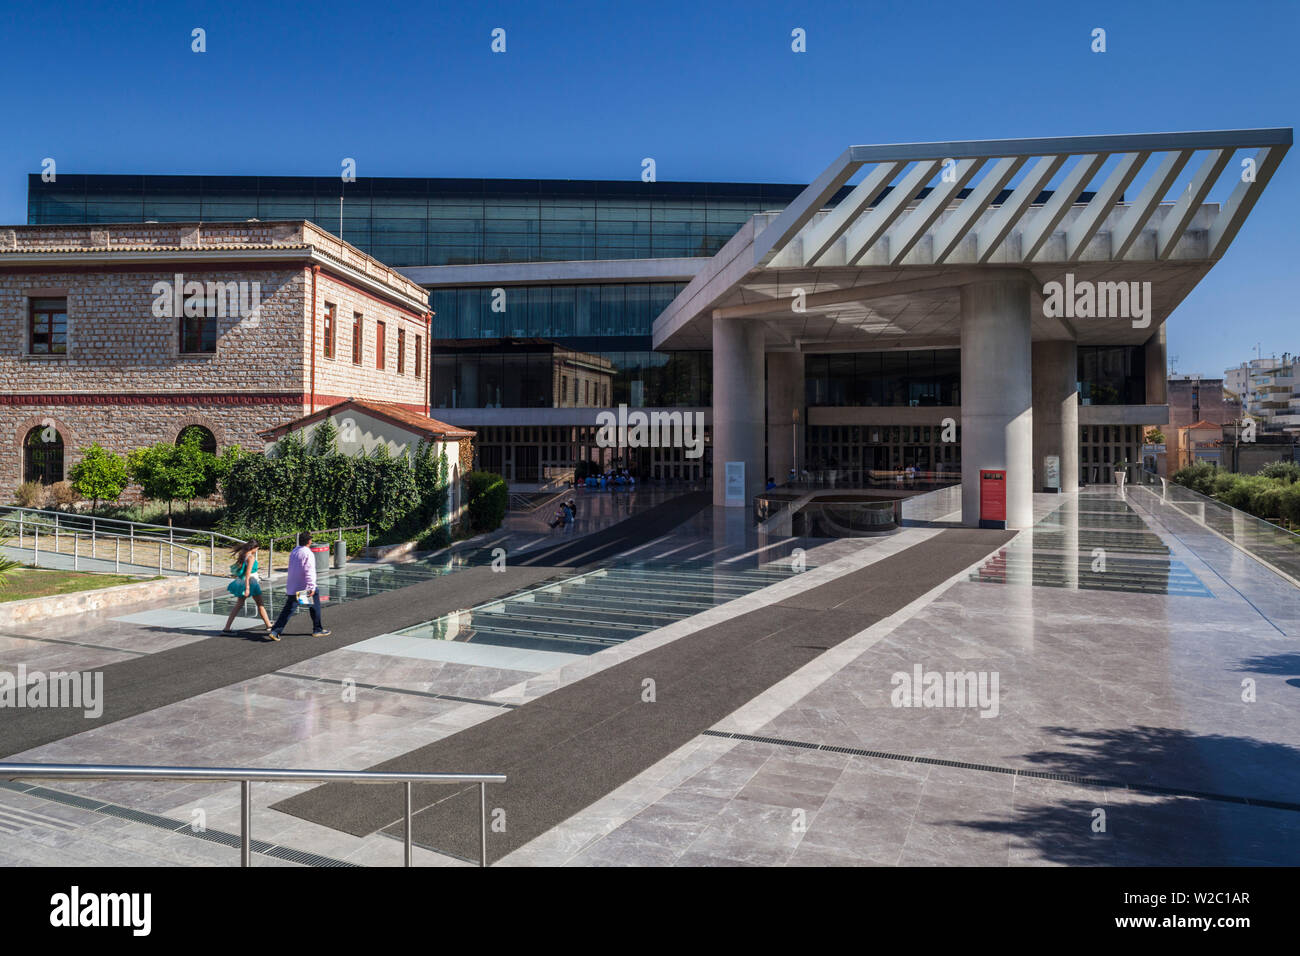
xmin=266 ymin=631 xmax=281 ymax=642
xmin=312 ymin=629 xmax=332 ymax=637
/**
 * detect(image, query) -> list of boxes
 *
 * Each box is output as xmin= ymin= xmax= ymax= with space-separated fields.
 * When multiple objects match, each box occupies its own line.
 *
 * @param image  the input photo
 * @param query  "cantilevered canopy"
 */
xmin=653 ymin=129 xmax=1291 ymax=351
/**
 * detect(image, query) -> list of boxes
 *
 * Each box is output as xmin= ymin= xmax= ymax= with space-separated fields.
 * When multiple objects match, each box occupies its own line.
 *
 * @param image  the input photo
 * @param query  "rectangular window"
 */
xmin=376 ymin=321 xmax=386 ymax=370
xmin=352 ymin=314 xmax=363 ymax=365
xmin=397 ymin=328 xmax=406 ymax=374
xmin=322 ymin=303 xmax=336 ymax=358
xmin=415 ymin=335 xmax=422 ymax=378
xmin=29 ymin=297 xmax=68 ymax=355
xmin=179 ymin=304 xmax=217 ymax=354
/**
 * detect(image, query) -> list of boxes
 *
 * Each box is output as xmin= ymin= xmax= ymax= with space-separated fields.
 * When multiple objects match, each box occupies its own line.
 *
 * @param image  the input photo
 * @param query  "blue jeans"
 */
xmin=271 ymin=590 xmax=323 ymax=633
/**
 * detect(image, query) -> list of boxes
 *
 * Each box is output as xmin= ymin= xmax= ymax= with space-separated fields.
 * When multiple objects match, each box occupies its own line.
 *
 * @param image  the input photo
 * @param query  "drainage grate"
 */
xmin=265 ymin=844 xmax=356 ymax=867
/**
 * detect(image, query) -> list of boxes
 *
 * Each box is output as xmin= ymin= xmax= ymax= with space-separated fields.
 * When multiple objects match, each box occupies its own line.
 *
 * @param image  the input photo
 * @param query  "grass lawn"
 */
xmin=0 ymin=568 xmax=152 ymax=603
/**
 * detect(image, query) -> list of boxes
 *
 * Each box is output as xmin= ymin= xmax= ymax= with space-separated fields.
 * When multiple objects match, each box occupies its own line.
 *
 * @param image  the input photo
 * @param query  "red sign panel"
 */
xmin=980 ymin=470 xmax=1006 ymax=523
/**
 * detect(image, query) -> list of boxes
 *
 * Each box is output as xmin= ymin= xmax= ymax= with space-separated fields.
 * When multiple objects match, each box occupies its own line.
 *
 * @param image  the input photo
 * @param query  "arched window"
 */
xmin=24 ymin=425 xmax=64 ymax=484
xmin=176 ymin=424 xmax=217 ymax=455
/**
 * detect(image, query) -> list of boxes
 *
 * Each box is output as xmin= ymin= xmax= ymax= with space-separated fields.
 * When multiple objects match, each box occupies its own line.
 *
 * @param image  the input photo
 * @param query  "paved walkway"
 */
xmin=274 ymin=528 xmax=1012 ymax=862
xmin=3 ymin=486 xmax=1298 ymax=866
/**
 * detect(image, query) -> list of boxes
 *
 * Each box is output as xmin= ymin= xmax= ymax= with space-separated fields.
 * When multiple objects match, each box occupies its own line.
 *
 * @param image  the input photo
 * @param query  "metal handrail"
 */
xmin=1132 ymin=468 xmax=1300 ymax=586
xmin=0 ymin=762 xmax=505 ymax=867
xmin=1 ymin=514 xmax=204 ymax=576
xmin=0 ymin=505 xmax=243 ymax=573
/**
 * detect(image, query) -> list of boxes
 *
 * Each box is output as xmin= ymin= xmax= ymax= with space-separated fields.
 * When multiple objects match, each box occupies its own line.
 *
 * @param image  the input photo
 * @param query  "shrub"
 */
xmin=416 ymin=520 xmax=452 ymax=551
xmin=464 ymin=471 xmax=508 ymax=533
xmin=1214 ymin=473 xmax=1257 ymax=510
xmin=219 ymin=434 xmax=422 ymax=538
xmin=1257 ymin=461 xmax=1300 ymax=483
xmin=70 ymin=443 xmax=129 ymax=510
xmin=13 ymin=481 xmax=43 ymax=509
xmin=1249 ymin=481 xmax=1287 ymax=520
xmin=1210 ymin=471 xmax=1244 ymax=500
xmin=1281 ymin=483 xmax=1300 ymax=527
xmin=1171 ymin=462 xmax=1218 ymax=496
xmin=46 ymin=481 xmax=80 ymax=510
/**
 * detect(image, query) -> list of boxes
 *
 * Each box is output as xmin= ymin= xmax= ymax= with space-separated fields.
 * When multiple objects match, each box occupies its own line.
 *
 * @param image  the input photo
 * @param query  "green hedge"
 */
xmin=1171 ymin=462 xmax=1300 ymax=526
xmin=218 ymin=422 xmax=449 ymax=544
xmin=464 ymin=471 xmax=508 ymax=533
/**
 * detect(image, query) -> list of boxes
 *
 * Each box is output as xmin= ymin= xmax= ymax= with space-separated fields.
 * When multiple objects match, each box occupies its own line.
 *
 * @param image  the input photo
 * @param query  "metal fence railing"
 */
xmin=0 ymin=762 xmax=505 ymax=867
xmin=0 ymin=506 xmax=242 ymax=576
xmin=0 ymin=509 xmax=204 ymax=576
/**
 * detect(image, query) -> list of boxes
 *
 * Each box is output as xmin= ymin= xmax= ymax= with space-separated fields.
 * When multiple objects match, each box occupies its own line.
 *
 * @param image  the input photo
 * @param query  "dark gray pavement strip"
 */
xmin=273 ymin=528 xmax=1013 ymax=863
xmin=0 ymin=564 xmax=562 ymax=759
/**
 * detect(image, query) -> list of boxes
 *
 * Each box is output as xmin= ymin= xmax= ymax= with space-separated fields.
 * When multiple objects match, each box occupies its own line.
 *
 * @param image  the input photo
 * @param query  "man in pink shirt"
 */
xmin=267 ymin=532 xmax=331 ymax=641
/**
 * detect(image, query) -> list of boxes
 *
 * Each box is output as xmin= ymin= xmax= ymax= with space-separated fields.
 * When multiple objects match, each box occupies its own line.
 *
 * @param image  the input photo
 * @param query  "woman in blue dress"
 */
xmin=221 ymin=541 xmax=273 ymax=635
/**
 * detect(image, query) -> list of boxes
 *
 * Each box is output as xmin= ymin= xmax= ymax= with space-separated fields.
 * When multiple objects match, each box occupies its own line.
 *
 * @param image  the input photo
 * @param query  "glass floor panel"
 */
xmin=395 ymin=560 xmax=803 ymax=656
xmin=970 ymin=496 xmax=1210 ymax=596
xmin=970 ymin=549 xmax=1213 ymax=597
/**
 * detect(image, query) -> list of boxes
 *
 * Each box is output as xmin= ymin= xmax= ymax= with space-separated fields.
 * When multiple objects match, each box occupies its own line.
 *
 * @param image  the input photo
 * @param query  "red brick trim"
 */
xmin=0 ymin=260 xmax=310 ymax=276
xmin=0 ymin=392 xmax=427 ymax=415
xmin=0 ymin=393 xmax=311 ymax=407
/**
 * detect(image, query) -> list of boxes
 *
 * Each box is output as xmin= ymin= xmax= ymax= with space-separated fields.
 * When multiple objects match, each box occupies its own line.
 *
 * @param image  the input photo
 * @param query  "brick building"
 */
xmin=1165 ymin=376 xmax=1239 ymax=474
xmin=0 ymin=221 xmax=435 ymax=500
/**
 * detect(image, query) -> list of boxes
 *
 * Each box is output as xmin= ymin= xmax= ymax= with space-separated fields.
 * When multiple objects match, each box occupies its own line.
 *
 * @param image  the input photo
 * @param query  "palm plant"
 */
xmin=0 ymin=555 xmax=23 ymax=589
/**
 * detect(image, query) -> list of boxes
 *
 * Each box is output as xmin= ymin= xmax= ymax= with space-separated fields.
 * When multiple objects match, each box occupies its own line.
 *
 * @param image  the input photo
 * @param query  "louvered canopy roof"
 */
xmin=652 ymin=128 xmax=1291 ymax=352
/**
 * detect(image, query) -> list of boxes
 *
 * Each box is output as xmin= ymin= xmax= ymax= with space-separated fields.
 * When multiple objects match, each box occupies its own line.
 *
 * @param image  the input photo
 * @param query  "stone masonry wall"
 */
xmin=309 ymin=270 xmax=429 ymax=410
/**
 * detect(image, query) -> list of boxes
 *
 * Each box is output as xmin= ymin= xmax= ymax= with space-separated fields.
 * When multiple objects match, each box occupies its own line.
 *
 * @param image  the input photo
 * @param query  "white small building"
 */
xmin=260 ymin=397 xmax=475 ymax=514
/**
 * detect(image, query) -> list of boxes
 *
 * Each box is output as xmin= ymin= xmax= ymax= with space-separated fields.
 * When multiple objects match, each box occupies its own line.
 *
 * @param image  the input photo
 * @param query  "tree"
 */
xmin=70 ymin=443 xmax=129 ymax=511
xmin=128 ymin=442 xmax=206 ymax=518
xmin=1144 ymin=427 xmax=1166 ymax=445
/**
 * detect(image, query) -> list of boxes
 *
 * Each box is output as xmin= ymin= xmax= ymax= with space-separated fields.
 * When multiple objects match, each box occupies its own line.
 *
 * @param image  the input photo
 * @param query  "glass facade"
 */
xmin=431 ymin=341 xmax=710 ymax=409
xmin=429 ymin=283 xmax=686 ymax=339
xmin=806 ymin=349 xmax=960 ymax=407
xmin=28 ymin=175 xmax=829 ymax=268
xmin=1078 ymin=346 xmax=1146 ymax=406
xmin=26 ymin=174 xmax=1155 ymax=489
xmin=805 ymin=424 xmax=962 ymax=476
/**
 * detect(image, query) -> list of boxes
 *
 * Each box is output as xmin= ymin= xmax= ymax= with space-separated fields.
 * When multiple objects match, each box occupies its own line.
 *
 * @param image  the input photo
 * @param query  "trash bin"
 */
xmin=334 ymin=537 xmax=347 ymax=569
xmin=311 ymin=543 xmax=330 ymax=574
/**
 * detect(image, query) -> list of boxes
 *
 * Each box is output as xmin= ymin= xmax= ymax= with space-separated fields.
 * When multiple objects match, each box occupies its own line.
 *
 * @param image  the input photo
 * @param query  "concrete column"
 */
xmin=1144 ymin=324 xmax=1168 ymax=405
xmin=712 ymin=314 xmax=765 ymax=508
xmin=766 ymin=351 xmax=804 ymax=484
xmin=960 ymin=279 xmax=1033 ymax=530
xmin=1032 ymin=339 xmax=1079 ymax=494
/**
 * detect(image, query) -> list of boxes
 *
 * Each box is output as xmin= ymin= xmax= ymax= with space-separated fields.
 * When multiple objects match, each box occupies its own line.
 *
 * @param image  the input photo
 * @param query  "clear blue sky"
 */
xmin=2 ymin=0 xmax=1295 ymax=377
